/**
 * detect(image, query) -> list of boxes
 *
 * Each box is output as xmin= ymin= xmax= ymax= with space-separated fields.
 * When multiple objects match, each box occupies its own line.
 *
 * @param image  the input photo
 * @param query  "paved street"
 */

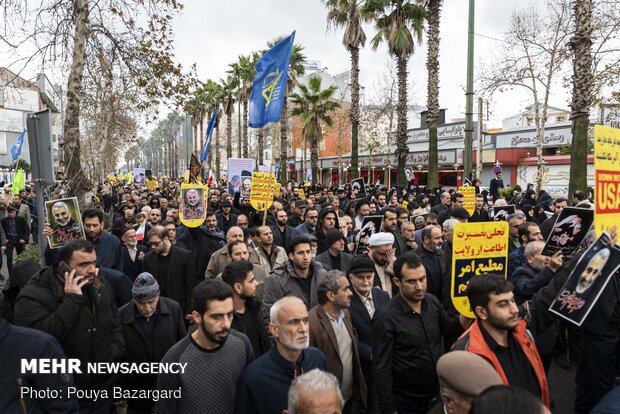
xmin=549 ymin=360 xmax=577 ymax=413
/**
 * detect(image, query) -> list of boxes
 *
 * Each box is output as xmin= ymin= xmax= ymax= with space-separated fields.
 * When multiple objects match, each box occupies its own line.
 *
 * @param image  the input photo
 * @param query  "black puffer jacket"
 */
xmin=13 ymin=266 xmax=125 ymax=396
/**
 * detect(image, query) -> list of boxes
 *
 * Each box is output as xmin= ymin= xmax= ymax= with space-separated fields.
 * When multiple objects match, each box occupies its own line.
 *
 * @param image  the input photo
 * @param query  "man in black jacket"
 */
xmin=188 ymin=211 xmax=226 ymax=279
xmin=222 ymin=261 xmax=270 ymax=357
xmin=118 ymin=272 xmax=186 ymax=413
xmin=270 ymin=209 xmax=293 ymax=252
xmin=143 ymin=226 xmax=197 ymax=320
xmin=372 ymin=252 xmax=465 ymax=414
xmin=1 ymin=206 xmax=29 ymax=274
xmin=14 ymin=240 xmax=125 ymax=413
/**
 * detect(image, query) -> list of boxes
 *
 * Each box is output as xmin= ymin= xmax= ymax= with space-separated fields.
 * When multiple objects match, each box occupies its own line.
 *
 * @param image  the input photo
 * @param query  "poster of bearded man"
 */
xmin=45 ymin=197 xmax=85 ymax=248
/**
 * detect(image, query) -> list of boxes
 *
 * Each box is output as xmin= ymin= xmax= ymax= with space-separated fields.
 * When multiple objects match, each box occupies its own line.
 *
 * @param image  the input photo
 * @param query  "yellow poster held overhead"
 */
xmin=458 ymin=186 xmax=476 ymax=216
xmin=451 ymin=221 xmax=509 ymax=318
xmin=179 ymin=183 xmax=209 ymax=228
xmin=250 ymin=172 xmax=277 ymax=211
xmin=594 ymin=125 xmax=620 ymax=236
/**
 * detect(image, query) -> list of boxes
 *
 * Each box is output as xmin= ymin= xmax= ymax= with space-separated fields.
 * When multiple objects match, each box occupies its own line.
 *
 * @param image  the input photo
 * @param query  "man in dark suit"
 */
xmin=1 ymin=207 xmax=29 ymax=275
xmin=120 ymin=226 xmax=148 ymax=281
xmin=143 ymin=225 xmax=197 ymax=321
xmin=416 ymin=225 xmax=448 ymax=306
xmin=347 ymin=255 xmax=389 ymax=414
xmin=270 ymin=209 xmax=293 ymax=252
xmin=315 ymin=229 xmax=353 ymax=273
xmin=309 ymin=269 xmax=367 ymax=413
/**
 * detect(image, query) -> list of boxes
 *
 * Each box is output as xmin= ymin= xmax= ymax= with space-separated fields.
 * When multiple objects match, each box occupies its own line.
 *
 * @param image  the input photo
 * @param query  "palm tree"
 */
xmin=183 ymin=95 xmax=200 ymax=155
xmin=426 ymin=0 xmax=441 ymax=189
xmin=323 ymin=0 xmax=366 ymax=179
xmin=264 ymin=38 xmax=306 ymax=181
xmin=568 ymin=0 xmax=593 ymax=196
xmin=363 ymin=0 xmax=426 ymax=185
xmin=290 ymin=76 xmax=341 ymax=183
xmin=202 ymin=79 xmax=225 ymax=177
xmin=221 ymin=76 xmax=236 ymax=160
xmin=228 ymin=54 xmax=257 ymax=158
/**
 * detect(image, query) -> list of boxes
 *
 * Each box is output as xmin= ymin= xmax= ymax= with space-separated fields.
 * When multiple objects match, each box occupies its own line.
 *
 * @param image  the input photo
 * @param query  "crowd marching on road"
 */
xmin=1 ymin=173 xmax=619 ymax=414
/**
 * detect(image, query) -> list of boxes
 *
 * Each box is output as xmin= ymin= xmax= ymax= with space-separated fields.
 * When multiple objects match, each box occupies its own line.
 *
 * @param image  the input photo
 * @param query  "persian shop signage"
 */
xmin=495 ymin=126 xmax=572 ymax=149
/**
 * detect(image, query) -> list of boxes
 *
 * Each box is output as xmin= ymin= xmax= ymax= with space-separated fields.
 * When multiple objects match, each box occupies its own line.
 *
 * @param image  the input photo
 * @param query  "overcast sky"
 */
xmin=169 ymin=0 xmax=572 ymax=128
xmin=0 ymin=0 xmax=573 ymax=129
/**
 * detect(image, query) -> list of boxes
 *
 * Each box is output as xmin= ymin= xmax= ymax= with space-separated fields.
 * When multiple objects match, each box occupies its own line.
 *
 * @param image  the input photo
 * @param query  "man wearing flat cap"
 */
xmin=118 ymin=272 xmax=186 ymax=413
xmin=367 ymin=232 xmax=397 ymax=297
xmin=347 ymin=255 xmax=390 ymax=413
xmin=315 ymin=229 xmax=353 ymax=273
xmin=428 ymin=351 xmax=502 ymax=414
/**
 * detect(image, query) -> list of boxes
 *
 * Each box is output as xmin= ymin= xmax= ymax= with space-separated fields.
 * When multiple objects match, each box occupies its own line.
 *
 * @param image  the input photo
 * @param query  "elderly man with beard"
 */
xmin=367 ymin=232 xmax=397 ymax=297
xmin=234 ymin=296 xmax=327 ymax=414
xmin=309 ymin=270 xmax=367 ymax=412
xmin=118 ymin=273 xmax=186 ymax=414
xmin=156 ymin=279 xmax=254 ymax=414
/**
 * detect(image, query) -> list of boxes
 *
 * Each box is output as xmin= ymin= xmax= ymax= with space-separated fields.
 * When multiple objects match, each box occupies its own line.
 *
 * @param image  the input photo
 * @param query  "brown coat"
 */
xmin=308 ymin=305 xmax=367 ymax=408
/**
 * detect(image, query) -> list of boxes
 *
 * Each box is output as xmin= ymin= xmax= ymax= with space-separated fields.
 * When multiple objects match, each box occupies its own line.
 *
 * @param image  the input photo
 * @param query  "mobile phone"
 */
xmin=57 ymin=262 xmax=73 ymax=281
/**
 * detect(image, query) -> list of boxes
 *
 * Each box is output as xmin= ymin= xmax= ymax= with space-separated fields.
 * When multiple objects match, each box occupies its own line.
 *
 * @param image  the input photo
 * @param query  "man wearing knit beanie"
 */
xmin=315 ymin=229 xmax=353 ymax=273
xmin=118 ymin=272 xmax=186 ymax=413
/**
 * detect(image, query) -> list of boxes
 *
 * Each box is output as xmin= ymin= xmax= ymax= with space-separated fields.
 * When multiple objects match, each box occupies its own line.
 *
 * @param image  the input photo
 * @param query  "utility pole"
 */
xmin=477 ymin=97 xmax=483 ymax=180
xmin=464 ymin=0 xmax=475 ymax=180
xmin=237 ymin=83 xmax=242 ymax=158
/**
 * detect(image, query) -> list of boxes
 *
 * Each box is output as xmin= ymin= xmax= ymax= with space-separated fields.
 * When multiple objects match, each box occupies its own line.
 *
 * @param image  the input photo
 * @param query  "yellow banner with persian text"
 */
xmin=250 ymin=172 xmax=277 ymax=211
xmin=451 ymin=221 xmax=509 ymax=318
xmin=594 ymin=125 xmax=620 ymax=236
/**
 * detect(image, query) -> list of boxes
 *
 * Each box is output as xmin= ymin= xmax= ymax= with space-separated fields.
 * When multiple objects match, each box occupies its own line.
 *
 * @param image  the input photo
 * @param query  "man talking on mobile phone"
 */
xmin=13 ymin=239 xmax=125 ymax=414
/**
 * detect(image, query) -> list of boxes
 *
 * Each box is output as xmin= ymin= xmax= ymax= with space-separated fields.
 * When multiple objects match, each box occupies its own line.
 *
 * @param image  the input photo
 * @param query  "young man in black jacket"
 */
xmin=222 ymin=261 xmax=270 ymax=357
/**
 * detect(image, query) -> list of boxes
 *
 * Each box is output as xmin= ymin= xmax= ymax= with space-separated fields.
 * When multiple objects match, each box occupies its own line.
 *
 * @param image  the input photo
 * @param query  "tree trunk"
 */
xmin=198 ymin=116 xmax=204 ymax=156
xmin=349 ymin=45 xmax=360 ymax=179
xmin=226 ymin=111 xmax=233 ymax=160
xmin=193 ymin=122 xmax=198 ymax=157
xmin=215 ymin=113 xmax=221 ymax=180
xmin=311 ymin=134 xmax=319 ymax=183
xmin=243 ymin=100 xmax=249 ymax=158
xmin=280 ymin=96 xmax=289 ymax=183
xmin=63 ymin=0 xmax=90 ymax=202
xmin=173 ymin=138 xmax=179 ymax=177
xmin=396 ymin=54 xmax=409 ymax=187
xmin=257 ymin=127 xmax=264 ymax=165
xmin=426 ymin=0 xmax=441 ymax=189
xmin=568 ymin=0 xmax=593 ymax=197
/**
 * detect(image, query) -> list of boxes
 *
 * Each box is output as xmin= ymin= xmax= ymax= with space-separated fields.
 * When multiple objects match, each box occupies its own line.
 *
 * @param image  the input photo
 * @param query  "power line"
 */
xmin=474 ymin=32 xmax=512 ymax=44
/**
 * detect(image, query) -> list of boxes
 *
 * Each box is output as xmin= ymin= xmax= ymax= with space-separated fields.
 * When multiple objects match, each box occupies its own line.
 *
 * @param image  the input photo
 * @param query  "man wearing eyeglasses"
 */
xmin=292 ymin=207 xmax=319 ymax=237
xmin=143 ymin=225 xmax=197 ymax=320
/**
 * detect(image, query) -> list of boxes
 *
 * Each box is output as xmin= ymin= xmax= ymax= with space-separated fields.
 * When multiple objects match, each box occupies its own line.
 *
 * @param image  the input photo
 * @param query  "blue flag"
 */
xmin=11 ymin=130 xmax=25 ymax=162
xmin=249 ymin=31 xmax=296 ymax=128
xmin=201 ymin=111 xmax=218 ymax=162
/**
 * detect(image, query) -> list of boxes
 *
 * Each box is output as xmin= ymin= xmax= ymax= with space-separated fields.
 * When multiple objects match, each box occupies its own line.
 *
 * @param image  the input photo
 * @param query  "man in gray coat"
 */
xmin=262 ymin=235 xmax=327 ymax=323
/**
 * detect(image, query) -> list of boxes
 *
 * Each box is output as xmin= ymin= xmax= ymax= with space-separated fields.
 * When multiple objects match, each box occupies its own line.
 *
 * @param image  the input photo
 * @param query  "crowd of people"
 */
xmin=1 ymin=173 xmax=618 ymax=414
